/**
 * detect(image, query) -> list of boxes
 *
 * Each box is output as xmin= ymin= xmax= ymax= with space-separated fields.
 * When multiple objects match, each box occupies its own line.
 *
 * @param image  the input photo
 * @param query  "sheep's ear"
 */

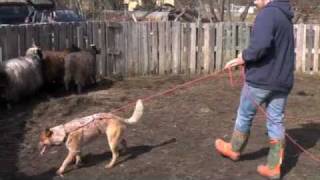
xmin=31 ymin=39 xmax=36 ymax=48
xmin=45 ymin=128 xmax=53 ymax=137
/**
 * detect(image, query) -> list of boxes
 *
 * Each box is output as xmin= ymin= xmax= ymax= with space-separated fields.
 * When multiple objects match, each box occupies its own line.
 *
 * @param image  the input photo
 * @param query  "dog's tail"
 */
xmin=123 ymin=99 xmax=144 ymax=124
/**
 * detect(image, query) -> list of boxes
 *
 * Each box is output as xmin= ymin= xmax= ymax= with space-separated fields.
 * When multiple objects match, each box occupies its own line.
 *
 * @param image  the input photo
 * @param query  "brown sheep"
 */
xmin=64 ymin=44 xmax=100 ymax=93
xmin=42 ymin=45 xmax=80 ymax=87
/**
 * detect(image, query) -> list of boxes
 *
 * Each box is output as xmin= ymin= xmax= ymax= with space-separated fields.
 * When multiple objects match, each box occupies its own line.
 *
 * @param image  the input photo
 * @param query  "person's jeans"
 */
xmin=235 ymin=83 xmax=289 ymax=140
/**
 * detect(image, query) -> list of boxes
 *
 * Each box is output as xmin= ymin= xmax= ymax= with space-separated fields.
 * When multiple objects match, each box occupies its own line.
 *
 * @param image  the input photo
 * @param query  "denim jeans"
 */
xmin=235 ymin=83 xmax=289 ymax=140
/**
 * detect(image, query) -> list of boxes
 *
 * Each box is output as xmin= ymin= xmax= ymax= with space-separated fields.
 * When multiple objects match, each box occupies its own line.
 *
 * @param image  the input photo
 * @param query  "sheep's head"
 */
xmin=90 ymin=44 xmax=101 ymax=55
xmin=26 ymin=45 xmax=43 ymax=60
xmin=0 ymin=64 xmax=8 ymax=94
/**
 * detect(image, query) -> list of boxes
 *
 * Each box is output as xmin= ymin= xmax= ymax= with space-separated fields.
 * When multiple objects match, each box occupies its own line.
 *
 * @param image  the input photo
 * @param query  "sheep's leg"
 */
xmin=64 ymin=75 xmax=71 ymax=92
xmin=77 ymin=84 xmax=82 ymax=94
xmin=64 ymin=81 xmax=70 ymax=91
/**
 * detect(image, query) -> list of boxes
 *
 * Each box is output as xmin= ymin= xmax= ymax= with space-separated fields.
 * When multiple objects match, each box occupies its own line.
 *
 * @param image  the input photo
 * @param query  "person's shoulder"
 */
xmin=260 ymin=6 xmax=278 ymax=16
xmin=256 ymin=6 xmax=277 ymax=20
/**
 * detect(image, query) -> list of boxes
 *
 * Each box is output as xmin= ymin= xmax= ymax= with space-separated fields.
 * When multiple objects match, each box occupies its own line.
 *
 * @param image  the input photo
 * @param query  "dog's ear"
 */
xmin=45 ymin=128 xmax=53 ymax=137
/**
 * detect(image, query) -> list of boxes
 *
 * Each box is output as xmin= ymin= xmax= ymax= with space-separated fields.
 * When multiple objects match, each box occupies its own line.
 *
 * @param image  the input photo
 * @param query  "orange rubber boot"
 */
xmin=215 ymin=130 xmax=249 ymax=161
xmin=257 ymin=139 xmax=284 ymax=180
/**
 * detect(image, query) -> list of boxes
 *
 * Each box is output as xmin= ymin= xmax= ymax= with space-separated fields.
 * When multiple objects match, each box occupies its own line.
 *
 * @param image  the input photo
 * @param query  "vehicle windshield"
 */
xmin=0 ymin=6 xmax=29 ymax=16
xmin=54 ymin=10 xmax=81 ymax=22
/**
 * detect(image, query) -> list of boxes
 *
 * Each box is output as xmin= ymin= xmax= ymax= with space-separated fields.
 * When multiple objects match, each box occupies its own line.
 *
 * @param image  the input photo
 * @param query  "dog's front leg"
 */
xmin=57 ymin=151 xmax=77 ymax=176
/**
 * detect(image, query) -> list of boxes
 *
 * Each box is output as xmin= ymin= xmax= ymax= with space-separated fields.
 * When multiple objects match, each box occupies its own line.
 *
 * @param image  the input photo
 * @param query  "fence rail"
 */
xmin=0 ymin=22 xmax=319 ymax=76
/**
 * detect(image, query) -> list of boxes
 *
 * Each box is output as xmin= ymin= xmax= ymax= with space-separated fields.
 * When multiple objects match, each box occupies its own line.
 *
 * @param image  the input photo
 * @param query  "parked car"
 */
xmin=25 ymin=9 xmax=85 ymax=23
xmin=52 ymin=9 xmax=84 ymax=22
xmin=0 ymin=0 xmax=55 ymax=25
xmin=0 ymin=3 xmax=30 ymax=24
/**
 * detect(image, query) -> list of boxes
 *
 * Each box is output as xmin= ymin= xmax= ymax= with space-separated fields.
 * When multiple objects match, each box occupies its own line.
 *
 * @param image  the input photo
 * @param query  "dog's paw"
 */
xmin=105 ymin=164 xmax=114 ymax=169
xmin=75 ymin=162 xmax=84 ymax=168
xmin=56 ymin=169 xmax=65 ymax=177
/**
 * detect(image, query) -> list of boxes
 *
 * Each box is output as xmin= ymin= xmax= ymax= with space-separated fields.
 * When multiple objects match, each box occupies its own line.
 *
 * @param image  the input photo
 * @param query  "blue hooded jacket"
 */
xmin=242 ymin=0 xmax=295 ymax=93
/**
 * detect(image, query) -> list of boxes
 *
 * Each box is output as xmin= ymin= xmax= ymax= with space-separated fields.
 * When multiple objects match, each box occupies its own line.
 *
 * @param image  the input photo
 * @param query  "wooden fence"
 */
xmin=0 ymin=22 xmax=319 ymax=77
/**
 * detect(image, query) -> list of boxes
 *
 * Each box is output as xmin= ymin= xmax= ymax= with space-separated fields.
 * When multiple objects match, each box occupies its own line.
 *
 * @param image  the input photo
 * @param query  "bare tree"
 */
xmin=239 ymin=0 xmax=253 ymax=22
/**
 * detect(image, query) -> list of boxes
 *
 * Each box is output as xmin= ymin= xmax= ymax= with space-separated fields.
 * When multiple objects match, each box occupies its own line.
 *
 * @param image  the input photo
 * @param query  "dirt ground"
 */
xmin=0 ymin=73 xmax=320 ymax=180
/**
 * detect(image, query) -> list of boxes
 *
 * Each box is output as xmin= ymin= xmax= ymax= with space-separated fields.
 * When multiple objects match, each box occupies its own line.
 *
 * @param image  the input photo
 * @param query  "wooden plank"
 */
xmin=92 ymin=21 xmax=100 ymax=77
xmin=203 ymin=23 xmax=211 ymax=74
xmin=180 ymin=23 xmax=189 ymax=74
xmin=172 ymin=21 xmax=181 ymax=74
xmin=122 ymin=22 xmax=129 ymax=77
xmin=142 ymin=22 xmax=149 ymax=75
xmin=39 ymin=24 xmax=51 ymax=50
xmin=115 ymin=23 xmax=123 ymax=75
xmin=59 ymin=23 xmax=67 ymax=50
xmin=33 ymin=24 xmax=41 ymax=47
xmin=151 ymin=22 xmax=159 ymax=75
xmin=65 ymin=23 xmax=72 ymax=48
xmin=106 ymin=22 xmax=115 ymax=76
xmin=0 ymin=46 xmax=2 ymax=62
xmin=295 ymin=24 xmax=303 ymax=72
xmin=71 ymin=22 xmax=79 ymax=47
xmin=231 ymin=23 xmax=237 ymax=58
xmin=210 ymin=23 xmax=217 ymax=72
xmin=87 ymin=21 xmax=93 ymax=48
xmin=82 ymin=23 xmax=89 ymax=49
xmin=216 ymin=22 xmax=224 ymax=71
xmin=301 ymin=24 xmax=307 ymax=73
xmin=6 ymin=26 xmax=19 ymax=59
xmin=0 ymin=26 xmax=5 ymax=61
xmin=76 ymin=22 xmax=85 ymax=48
xmin=238 ymin=23 xmax=245 ymax=51
xmin=126 ymin=22 xmax=134 ymax=76
xmin=189 ymin=23 xmax=197 ymax=74
xmin=197 ymin=22 xmax=204 ymax=74
xmin=158 ymin=22 xmax=166 ymax=75
xmin=306 ymin=25 xmax=313 ymax=73
xmin=224 ymin=22 xmax=232 ymax=64
xmin=92 ymin=21 xmax=100 ymax=47
xmin=137 ymin=23 xmax=142 ymax=75
xmin=52 ymin=23 xmax=60 ymax=50
xmin=98 ymin=22 xmax=107 ymax=78
xmin=133 ymin=22 xmax=140 ymax=75
xmin=165 ymin=21 xmax=172 ymax=74
xmin=17 ymin=25 xmax=26 ymax=56
xmin=314 ymin=25 xmax=320 ymax=73
xmin=245 ymin=23 xmax=251 ymax=48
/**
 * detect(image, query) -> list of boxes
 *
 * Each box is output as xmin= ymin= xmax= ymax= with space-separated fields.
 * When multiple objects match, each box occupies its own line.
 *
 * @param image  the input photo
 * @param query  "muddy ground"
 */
xmin=0 ymin=73 xmax=320 ymax=180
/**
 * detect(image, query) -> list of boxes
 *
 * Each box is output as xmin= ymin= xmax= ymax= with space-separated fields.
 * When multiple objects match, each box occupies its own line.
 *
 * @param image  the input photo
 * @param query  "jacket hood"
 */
xmin=267 ymin=0 xmax=294 ymax=20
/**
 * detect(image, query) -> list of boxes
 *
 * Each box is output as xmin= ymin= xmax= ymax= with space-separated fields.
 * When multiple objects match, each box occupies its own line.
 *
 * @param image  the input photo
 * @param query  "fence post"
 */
xmin=158 ymin=22 xmax=166 ymax=75
xmin=172 ymin=21 xmax=181 ymax=74
xmin=0 ymin=47 xmax=2 ymax=63
xmin=313 ymin=25 xmax=319 ymax=73
xmin=203 ymin=23 xmax=211 ymax=74
xmin=189 ymin=23 xmax=197 ymax=74
xmin=216 ymin=22 xmax=224 ymax=71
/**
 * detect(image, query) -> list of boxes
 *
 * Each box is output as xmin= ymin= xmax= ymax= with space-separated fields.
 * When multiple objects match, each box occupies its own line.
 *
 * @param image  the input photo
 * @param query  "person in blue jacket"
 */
xmin=215 ymin=0 xmax=295 ymax=179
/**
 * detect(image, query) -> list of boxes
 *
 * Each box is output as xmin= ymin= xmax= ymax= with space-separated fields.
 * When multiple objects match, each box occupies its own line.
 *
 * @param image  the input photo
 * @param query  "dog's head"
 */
xmin=39 ymin=125 xmax=66 ymax=155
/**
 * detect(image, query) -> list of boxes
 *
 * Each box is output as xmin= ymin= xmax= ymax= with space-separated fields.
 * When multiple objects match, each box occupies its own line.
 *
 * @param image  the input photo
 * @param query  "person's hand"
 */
xmin=224 ymin=58 xmax=245 ymax=70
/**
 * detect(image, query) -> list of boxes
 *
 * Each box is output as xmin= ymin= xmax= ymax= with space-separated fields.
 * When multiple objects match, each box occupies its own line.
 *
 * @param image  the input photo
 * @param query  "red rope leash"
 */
xmin=106 ymin=66 xmax=320 ymax=164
